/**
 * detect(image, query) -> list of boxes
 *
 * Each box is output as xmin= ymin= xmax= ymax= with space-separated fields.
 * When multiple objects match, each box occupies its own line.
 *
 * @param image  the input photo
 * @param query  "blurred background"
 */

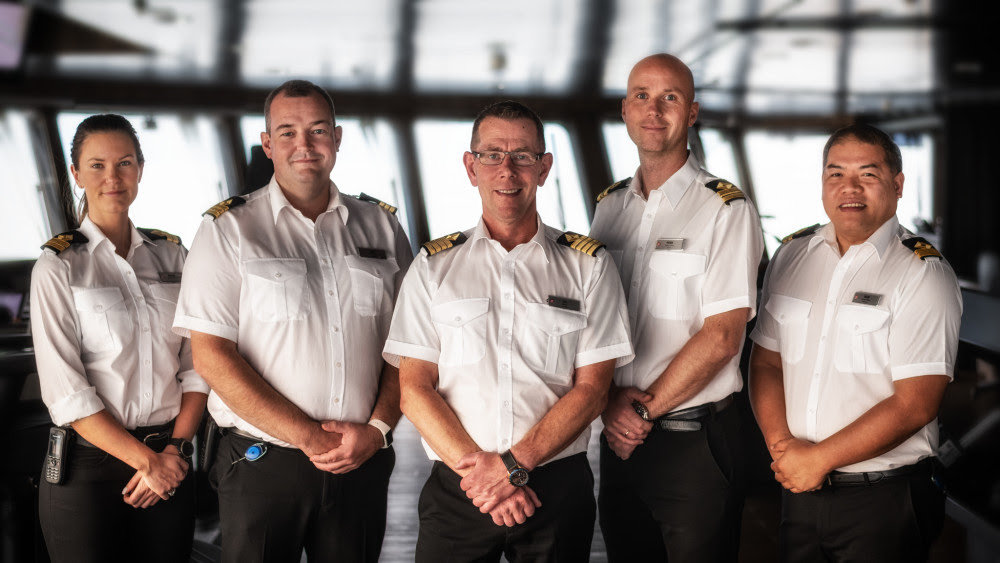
xmin=1 ymin=0 xmax=998 ymax=561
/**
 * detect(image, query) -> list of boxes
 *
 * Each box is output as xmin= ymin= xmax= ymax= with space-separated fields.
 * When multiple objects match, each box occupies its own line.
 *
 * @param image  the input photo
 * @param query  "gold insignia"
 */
xmin=41 ymin=231 xmax=88 ymax=254
xmin=705 ymin=179 xmax=745 ymax=205
xmin=557 ymin=232 xmax=605 ymax=256
xmin=203 ymin=196 xmax=247 ymax=219
xmin=422 ymin=232 xmax=468 ymax=256
xmin=596 ymin=177 xmax=631 ymax=203
xmin=358 ymin=192 xmax=397 ymax=214
xmin=902 ymin=237 xmax=943 ymax=260
xmin=781 ymin=224 xmax=820 ymax=244
xmin=139 ymin=228 xmax=181 ymax=245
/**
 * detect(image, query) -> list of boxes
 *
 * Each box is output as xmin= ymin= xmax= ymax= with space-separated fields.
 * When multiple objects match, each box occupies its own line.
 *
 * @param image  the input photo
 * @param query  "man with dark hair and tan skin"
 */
xmin=590 ymin=53 xmax=765 ymax=562
xmin=174 ymin=79 xmax=412 ymax=562
xmin=749 ymin=123 xmax=961 ymax=562
xmin=385 ymin=100 xmax=633 ymax=562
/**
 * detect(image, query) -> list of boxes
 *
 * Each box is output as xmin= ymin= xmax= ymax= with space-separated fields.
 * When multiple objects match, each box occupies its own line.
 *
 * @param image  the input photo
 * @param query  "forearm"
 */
xmin=644 ymin=308 xmax=748 ymax=417
xmin=512 ymin=359 xmax=614 ymax=471
xmin=190 ymin=331 xmax=317 ymax=450
xmin=70 ymin=410 xmax=155 ymax=472
xmin=748 ymin=345 xmax=793 ymax=449
xmin=171 ymin=391 xmax=208 ymax=441
xmin=369 ymin=363 xmax=402 ymax=428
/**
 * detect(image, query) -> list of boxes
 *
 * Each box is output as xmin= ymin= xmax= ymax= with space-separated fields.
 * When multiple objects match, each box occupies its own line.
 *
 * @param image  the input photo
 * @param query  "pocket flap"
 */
xmin=244 ymin=258 xmax=307 ymax=281
xmin=149 ymin=283 xmax=181 ymax=304
xmin=648 ymin=252 xmax=706 ymax=280
xmin=344 ymin=254 xmax=400 ymax=279
xmin=837 ymin=304 xmax=890 ymax=334
xmin=524 ymin=302 xmax=588 ymax=336
xmin=764 ymin=294 xmax=812 ymax=323
xmin=431 ymin=298 xmax=490 ymax=328
xmin=72 ymin=287 xmax=124 ymax=313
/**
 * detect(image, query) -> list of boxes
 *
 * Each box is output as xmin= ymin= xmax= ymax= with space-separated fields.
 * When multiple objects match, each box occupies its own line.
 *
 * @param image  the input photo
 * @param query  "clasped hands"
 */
xmin=457 ymin=451 xmax=541 ymax=528
xmin=768 ymin=436 xmax=831 ymax=493
xmin=122 ymin=448 xmax=189 ymax=509
xmin=306 ymin=420 xmax=382 ymax=474
xmin=602 ymin=386 xmax=653 ymax=460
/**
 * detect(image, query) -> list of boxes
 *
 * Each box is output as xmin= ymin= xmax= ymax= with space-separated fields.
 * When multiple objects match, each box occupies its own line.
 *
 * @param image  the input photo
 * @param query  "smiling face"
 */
xmin=463 ymin=116 xmax=553 ymax=234
xmin=71 ymin=131 xmax=143 ymax=223
xmin=621 ymin=54 xmax=699 ymax=159
xmin=262 ymin=92 xmax=342 ymax=199
xmin=822 ymin=137 xmax=904 ymax=252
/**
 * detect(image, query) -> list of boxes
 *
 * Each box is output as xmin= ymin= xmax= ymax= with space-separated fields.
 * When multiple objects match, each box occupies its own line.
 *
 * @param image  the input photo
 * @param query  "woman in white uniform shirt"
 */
xmin=30 ymin=114 xmax=209 ymax=563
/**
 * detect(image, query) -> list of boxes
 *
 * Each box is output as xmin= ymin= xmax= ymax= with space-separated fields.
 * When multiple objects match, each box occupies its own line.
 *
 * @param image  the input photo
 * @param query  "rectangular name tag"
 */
xmin=655 ymin=238 xmax=684 ymax=251
xmin=547 ymin=295 xmax=581 ymax=311
xmin=158 ymin=272 xmax=182 ymax=283
xmin=357 ymin=247 xmax=387 ymax=259
xmin=852 ymin=291 xmax=882 ymax=306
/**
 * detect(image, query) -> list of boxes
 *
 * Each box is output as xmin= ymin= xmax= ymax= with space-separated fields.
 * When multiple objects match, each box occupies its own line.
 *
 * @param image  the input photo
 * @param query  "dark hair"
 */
xmin=823 ymin=123 xmax=902 ymax=175
xmin=70 ymin=114 xmax=144 ymax=224
xmin=471 ymin=100 xmax=546 ymax=152
xmin=264 ymin=80 xmax=336 ymax=133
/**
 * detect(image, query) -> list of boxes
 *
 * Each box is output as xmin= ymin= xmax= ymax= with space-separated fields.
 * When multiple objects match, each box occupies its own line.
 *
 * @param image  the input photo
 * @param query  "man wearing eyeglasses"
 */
xmin=384 ymin=100 xmax=633 ymax=561
xmin=589 ymin=53 xmax=765 ymax=562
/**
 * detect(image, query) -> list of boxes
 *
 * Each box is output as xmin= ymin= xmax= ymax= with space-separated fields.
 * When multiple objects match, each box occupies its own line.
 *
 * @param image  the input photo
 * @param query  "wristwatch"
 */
xmin=368 ymin=419 xmax=393 ymax=449
xmin=632 ymin=400 xmax=651 ymax=421
xmin=499 ymin=450 xmax=529 ymax=487
xmin=168 ymin=437 xmax=195 ymax=460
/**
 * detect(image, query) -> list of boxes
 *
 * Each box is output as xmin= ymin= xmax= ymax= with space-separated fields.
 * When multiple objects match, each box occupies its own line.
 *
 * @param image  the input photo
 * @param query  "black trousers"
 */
xmin=779 ymin=462 xmax=945 ymax=563
xmin=213 ymin=431 xmax=394 ymax=563
xmin=598 ymin=400 xmax=745 ymax=563
xmin=416 ymin=453 xmax=596 ymax=563
xmin=38 ymin=439 xmax=196 ymax=563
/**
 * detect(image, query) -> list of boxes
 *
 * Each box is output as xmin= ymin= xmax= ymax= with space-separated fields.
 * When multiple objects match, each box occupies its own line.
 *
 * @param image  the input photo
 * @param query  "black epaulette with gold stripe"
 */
xmin=781 ymin=224 xmax=820 ymax=244
xmin=557 ymin=232 xmax=605 ymax=257
xmin=358 ymin=192 xmax=398 ymax=215
xmin=705 ymin=179 xmax=745 ymax=205
xmin=41 ymin=231 xmax=88 ymax=254
xmin=596 ymin=177 xmax=631 ymax=203
xmin=138 ymin=228 xmax=181 ymax=245
xmin=902 ymin=237 xmax=943 ymax=260
xmin=422 ymin=232 xmax=467 ymax=256
xmin=203 ymin=196 xmax=247 ymax=220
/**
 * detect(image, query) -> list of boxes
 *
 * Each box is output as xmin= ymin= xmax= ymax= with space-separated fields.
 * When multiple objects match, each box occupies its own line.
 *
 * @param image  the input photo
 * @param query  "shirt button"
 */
xmin=454 ymin=316 xmax=462 ymax=322
xmin=333 ymin=326 xmax=340 ymax=332
xmin=126 ymin=271 xmax=133 ymax=276
xmin=502 ymin=363 xmax=509 ymax=370
xmin=503 ymin=401 xmax=510 ymax=407
xmin=328 ymin=290 xmax=334 ymax=296
xmin=334 ymin=397 xmax=340 ymax=403
xmin=274 ymin=272 xmax=282 ymax=278
xmin=638 ymin=246 xmax=644 ymax=252
xmin=143 ymin=326 xmax=150 ymax=332
xmin=504 ymin=294 xmax=512 ymax=300
xmin=645 ymin=214 xmax=653 ymax=219
xmin=632 ymin=281 xmax=638 ymax=287
xmin=144 ymin=392 xmax=151 ymax=398
xmin=95 ymin=305 xmax=103 ymax=312
xmin=322 ymin=258 xmax=329 ymax=265
xmin=336 ymin=362 xmax=342 ymax=368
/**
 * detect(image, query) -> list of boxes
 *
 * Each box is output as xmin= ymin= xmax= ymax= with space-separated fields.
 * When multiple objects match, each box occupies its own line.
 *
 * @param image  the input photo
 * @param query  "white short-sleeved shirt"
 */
xmin=383 ymin=217 xmax=633 ymax=463
xmin=750 ymin=217 xmax=962 ymax=472
xmin=589 ymin=154 xmax=764 ymax=409
xmin=173 ymin=179 xmax=413 ymax=446
xmin=30 ymin=217 xmax=208 ymax=428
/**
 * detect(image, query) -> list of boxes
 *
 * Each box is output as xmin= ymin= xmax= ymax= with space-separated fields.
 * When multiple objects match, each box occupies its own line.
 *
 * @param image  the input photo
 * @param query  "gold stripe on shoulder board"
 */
xmin=705 ymin=179 xmax=745 ymax=205
xmin=557 ymin=232 xmax=606 ymax=256
xmin=203 ymin=196 xmax=247 ymax=219
xmin=422 ymin=232 xmax=468 ymax=256
xmin=596 ymin=177 xmax=631 ymax=203
xmin=41 ymin=231 xmax=89 ymax=254
xmin=902 ymin=237 xmax=943 ymax=260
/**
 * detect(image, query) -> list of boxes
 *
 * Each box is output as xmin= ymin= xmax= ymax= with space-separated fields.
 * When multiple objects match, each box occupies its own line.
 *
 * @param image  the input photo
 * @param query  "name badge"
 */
xmin=852 ymin=291 xmax=882 ymax=306
xmin=158 ymin=272 xmax=182 ymax=283
xmin=547 ymin=295 xmax=580 ymax=311
xmin=655 ymin=238 xmax=684 ymax=251
xmin=357 ymin=247 xmax=387 ymax=259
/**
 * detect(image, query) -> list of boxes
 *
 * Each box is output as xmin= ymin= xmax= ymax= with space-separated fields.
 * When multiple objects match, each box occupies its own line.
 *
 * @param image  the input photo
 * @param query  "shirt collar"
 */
xmin=812 ymin=215 xmax=899 ymax=259
xmin=78 ymin=216 xmax=142 ymax=255
xmin=626 ymin=152 xmax=702 ymax=209
xmin=267 ymin=176 xmax=348 ymax=225
xmin=470 ymin=215 xmax=550 ymax=262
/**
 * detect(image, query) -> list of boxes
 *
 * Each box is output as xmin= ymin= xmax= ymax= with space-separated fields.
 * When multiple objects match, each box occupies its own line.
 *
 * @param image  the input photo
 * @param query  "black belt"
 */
xmin=74 ymin=421 xmax=174 ymax=449
xmin=652 ymin=394 xmax=735 ymax=432
xmin=825 ymin=458 xmax=933 ymax=487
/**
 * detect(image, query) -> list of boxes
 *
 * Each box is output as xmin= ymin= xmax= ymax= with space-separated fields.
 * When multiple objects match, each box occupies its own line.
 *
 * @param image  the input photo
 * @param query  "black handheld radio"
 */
xmin=44 ymin=427 xmax=69 ymax=484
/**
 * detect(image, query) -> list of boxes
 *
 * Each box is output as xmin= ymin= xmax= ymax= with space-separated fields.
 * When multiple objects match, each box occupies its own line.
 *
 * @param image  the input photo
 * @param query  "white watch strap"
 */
xmin=368 ymin=419 xmax=391 ymax=448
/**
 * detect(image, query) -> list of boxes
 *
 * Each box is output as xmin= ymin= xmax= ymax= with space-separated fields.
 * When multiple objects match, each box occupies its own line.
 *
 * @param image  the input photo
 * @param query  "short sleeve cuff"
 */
xmin=891 ymin=362 xmax=953 ymax=381
xmin=48 ymin=387 xmax=105 ymax=427
xmin=177 ymin=369 xmax=211 ymax=394
xmin=173 ymin=315 xmax=238 ymax=342
xmin=702 ymin=296 xmax=753 ymax=320
xmin=576 ymin=342 xmax=634 ymax=369
xmin=749 ymin=330 xmax=778 ymax=352
xmin=383 ymin=340 xmax=440 ymax=367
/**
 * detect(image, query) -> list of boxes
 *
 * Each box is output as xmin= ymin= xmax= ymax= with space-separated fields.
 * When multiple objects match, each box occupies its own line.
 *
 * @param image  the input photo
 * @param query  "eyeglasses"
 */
xmin=472 ymin=151 xmax=544 ymax=167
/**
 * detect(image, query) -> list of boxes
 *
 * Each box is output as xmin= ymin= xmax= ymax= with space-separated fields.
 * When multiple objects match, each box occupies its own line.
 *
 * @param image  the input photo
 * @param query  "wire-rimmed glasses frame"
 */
xmin=471 ymin=150 xmax=545 ymax=167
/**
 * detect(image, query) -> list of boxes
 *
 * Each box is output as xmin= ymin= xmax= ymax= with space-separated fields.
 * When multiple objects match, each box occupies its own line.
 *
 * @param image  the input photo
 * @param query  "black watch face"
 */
xmin=180 ymin=441 xmax=194 ymax=457
xmin=509 ymin=468 xmax=529 ymax=487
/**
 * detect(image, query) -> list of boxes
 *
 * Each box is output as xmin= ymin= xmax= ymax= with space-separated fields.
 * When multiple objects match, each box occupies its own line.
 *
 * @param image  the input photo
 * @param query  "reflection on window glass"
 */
xmin=697 ymin=129 xmax=740 ymax=187
xmin=602 ymin=123 xmax=638 ymax=182
xmin=0 ymin=110 xmax=50 ymax=259
xmin=240 ymin=116 xmax=411 ymax=239
xmin=746 ymin=131 xmax=935 ymax=257
xmin=57 ymin=113 xmax=227 ymax=248
xmin=414 ymin=120 xmax=589 ymax=240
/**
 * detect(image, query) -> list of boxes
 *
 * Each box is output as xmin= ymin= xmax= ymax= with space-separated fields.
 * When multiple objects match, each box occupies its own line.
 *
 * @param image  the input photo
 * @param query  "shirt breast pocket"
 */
xmin=431 ymin=298 xmax=490 ymax=367
xmin=647 ymin=252 xmax=706 ymax=320
xmin=764 ymin=294 xmax=812 ymax=364
xmin=834 ymin=305 xmax=890 ymax=375
xmin=72 ymin=287 xmax=132 ymax=355
xmin=245 ymin=259 xmax=310 ymax=323
xmin=345 ymin=255 xmax=399 ymax=317
xmin=521 ymin=302 xmax=587 ymax=385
